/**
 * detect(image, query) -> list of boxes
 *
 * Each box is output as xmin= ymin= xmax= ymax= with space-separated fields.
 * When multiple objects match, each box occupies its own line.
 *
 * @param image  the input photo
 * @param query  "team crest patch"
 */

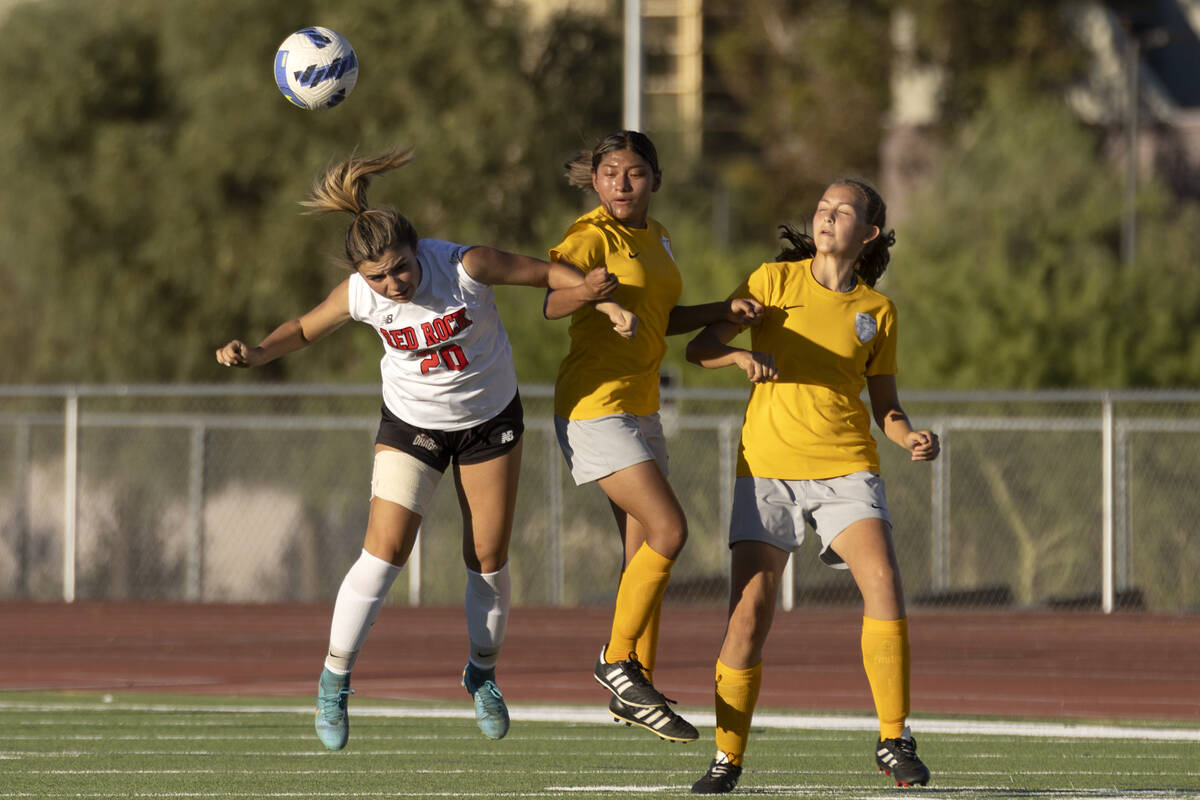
xmin=855 ymin=312 xmax=877 ymax=344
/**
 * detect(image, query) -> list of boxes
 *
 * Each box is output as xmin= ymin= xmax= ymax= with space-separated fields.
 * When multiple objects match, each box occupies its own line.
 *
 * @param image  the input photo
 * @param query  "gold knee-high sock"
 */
xmin=633 ymin=601 xmax=662 ymax=680
xmin=607 ymin=542 xmax=673 ymax=662
xmin=861 ymin=616 xmax=910 ymax=740
xmin=714 ymin=658 xmax=761 ymax=766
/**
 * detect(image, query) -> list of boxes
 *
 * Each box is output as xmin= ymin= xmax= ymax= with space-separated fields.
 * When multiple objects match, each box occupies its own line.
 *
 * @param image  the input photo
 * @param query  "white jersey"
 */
xmin=347 ymin=238 xmax=518 ymax=431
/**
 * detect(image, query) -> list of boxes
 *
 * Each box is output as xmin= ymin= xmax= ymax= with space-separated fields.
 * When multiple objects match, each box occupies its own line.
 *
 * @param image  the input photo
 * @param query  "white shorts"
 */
xmin=728 ymin=471 xmax=891 ymax=569
xmin=554 ymin=413 xmax=669 ymax=485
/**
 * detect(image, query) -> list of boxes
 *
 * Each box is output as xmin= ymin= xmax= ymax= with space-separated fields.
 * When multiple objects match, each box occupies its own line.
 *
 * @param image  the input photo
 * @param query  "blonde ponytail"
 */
xmin=301 ymin=148 xmax=418 ymax=268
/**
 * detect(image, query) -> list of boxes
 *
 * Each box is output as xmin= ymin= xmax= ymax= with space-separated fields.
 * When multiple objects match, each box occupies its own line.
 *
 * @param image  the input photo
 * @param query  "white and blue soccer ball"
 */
xmin=273 ymin=26 xmax=358 ymax=110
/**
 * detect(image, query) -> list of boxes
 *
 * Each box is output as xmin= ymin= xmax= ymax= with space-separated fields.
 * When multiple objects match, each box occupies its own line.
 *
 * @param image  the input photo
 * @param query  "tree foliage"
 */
xmin=1 ymin=0 xmax=1196 ymax=391
xmin=898 ymin=0 xmax=1090 ymax=124
xmin=0 ymin=0 xmax=620 ymax=383
xmin=886 ymin=77 xmax=1200 ymax=389
xmin=703 ymin=0 xmax=893 ymax=241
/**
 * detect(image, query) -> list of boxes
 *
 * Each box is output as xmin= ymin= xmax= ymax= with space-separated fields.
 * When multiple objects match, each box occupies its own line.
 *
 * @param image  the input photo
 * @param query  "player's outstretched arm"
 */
xmin=666 ymin=297 xmax=765 ymax=336
xmin=216 ymin=279 xmax=352 ymax=368
xmin=459 ymin=246 xmax=620 ymax=319
xmin=544 ymin=264 xmax=620 ymax=320
xmin=686 ymin=321 xmax=777 ymax=384
xmin=461 ymin=246 xmax=604 ymax=291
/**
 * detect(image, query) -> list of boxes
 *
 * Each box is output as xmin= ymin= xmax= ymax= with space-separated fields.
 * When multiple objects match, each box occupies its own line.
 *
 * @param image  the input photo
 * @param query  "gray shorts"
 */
xmin=728 ymin=471 xmax=891 ymax=569
xmin=554 ymin=413 xmax=669 ymax=485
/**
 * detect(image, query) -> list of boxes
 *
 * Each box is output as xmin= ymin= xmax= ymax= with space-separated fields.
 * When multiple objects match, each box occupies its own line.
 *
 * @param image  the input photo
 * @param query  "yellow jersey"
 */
xmin=733 ymin=259 xmax=898 ymax=480
xmin=551 ymin=206 xmax=682 ymax=419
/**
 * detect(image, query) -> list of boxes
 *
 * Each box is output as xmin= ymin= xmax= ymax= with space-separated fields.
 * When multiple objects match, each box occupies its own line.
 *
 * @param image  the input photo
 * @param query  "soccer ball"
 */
xmin=273 ymin=27 xmax=358 ymax=110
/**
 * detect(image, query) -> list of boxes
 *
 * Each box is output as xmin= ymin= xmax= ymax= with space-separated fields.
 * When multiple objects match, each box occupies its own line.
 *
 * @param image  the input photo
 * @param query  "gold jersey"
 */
xmin=734 ymin=259 xmax=898 ymax=480
xmin=551 ymin=206 xmax=682 ymax=419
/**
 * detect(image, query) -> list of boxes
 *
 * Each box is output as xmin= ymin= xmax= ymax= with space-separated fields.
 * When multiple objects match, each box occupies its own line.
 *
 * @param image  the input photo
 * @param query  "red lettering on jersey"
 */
xmin=448 ymin=307 xmax=473 ymax=334
xmin=440 ymin=344 xmax=468 ymax=371
xmin=381 ymin=327 xmax=418 ymax=350
xmin=419 ymin=344 xmax=470 ymax=374
xmin=420 ymin=309 xmax=472 ymax=347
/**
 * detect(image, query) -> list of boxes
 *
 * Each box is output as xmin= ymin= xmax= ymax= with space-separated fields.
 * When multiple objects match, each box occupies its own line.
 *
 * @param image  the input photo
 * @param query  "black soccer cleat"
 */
xmin=593 ymin=646 xmax=667 ymax=708
xmin=609 ymin=694 xmax=698 ymax=742
xmin=691 ymin=752 xmax=742 ymax=794
xmin=875 ymin=727 xmax=931 ymax=787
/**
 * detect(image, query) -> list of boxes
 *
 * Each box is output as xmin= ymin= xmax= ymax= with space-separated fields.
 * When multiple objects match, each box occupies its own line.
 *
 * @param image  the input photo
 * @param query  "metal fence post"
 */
xmin=186 ymin=423 xmax=206 ymax=601
xmin=13 ymin=420 xmax=31 ymax=597
xmin=931 ymin=422 xmax=949 ymax=591
xmin=62 ymin=391 xmax=78 ymax=603
xmin=548 ymin=428 xmax=563 ymax=606
xmin=1101 ymin=393 xmax=1115 ymax=613
xmin=1115 ymin=420 xmax=1131 ymax=592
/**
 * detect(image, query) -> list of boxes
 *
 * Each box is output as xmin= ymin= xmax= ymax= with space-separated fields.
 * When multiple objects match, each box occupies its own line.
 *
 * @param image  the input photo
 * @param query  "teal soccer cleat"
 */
xmin=314 ymin=668 xmax=354 ymax=751
xmin=461 ymin=663 xmax=510 ymax=740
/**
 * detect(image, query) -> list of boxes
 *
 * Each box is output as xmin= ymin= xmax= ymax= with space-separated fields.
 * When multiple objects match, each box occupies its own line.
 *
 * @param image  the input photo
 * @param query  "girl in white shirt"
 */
xmin=215 ymin=148 xmax=628 ymax=750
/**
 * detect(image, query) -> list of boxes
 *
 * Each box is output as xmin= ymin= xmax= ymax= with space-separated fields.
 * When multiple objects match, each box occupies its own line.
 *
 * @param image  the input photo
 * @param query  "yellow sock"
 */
xmin=607 ymin=543 xmax=673 ymax=663
xmin=861 ymin=616 xmax=910 ymax=740
xmin=634 ymin=601 xmax=662 ymax=679
xmin=714 ymin=658 xmax=761 ymax=766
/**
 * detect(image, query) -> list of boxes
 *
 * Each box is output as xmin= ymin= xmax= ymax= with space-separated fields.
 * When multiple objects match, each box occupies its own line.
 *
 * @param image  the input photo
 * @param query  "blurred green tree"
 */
xmin=700 ymin=0 xmax=1086 ymax=244
xmin=898 ymin=0 xmax=1088 ymax=125
xmin=0 ymin=0 xmax=621 ymax=383
xmin=703 ymin=0 xmax=893 ymax=243
xmin=886 ymin=77 xmax=1200 ymax=389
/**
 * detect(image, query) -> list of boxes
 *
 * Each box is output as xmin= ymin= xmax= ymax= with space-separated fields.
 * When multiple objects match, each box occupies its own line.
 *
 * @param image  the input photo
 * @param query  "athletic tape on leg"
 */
xmin=371 ymin=449 xmax=441 ymax=515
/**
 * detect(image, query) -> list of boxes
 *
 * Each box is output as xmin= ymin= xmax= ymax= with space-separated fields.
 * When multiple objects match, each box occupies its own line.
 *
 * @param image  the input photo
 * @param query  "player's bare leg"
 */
xmin=452 ymin=441 xmax=522 ymax=740
xmin=719 ymin=541 xmax=791 ymax=669
xmin=598 ymin=460 xmax=687 ymax=560
xmin=830 ymin=518 xmax=904 ymax=620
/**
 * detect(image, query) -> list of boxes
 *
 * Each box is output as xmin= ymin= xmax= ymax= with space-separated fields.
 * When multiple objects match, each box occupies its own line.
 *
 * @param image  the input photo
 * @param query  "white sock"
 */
xmin=464 ymin=562 xmax=510 ymax=671
xmin=324 ymin=549 xmax=403 ymax=674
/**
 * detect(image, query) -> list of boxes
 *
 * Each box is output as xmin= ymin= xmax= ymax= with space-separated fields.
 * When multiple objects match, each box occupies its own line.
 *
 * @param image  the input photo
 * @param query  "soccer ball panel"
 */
xmin=273 ymin=26 xmax=358 ymax=110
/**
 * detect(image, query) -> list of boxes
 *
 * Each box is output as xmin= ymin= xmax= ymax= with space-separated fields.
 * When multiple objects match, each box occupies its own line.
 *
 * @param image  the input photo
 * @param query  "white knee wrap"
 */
xmin=371 ymin=449 xmax=442 ymax=515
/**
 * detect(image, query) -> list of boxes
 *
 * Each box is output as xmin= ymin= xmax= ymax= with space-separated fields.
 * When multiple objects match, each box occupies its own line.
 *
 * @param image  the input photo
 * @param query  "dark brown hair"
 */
xmin=564 ymin=130 xmax=662 ymax=190
xmin=776 ymin=178 xmax=896 ymax=288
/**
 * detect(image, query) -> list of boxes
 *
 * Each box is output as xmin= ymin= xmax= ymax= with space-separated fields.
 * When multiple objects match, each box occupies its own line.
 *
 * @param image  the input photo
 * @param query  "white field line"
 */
xmin=0 ymin=791 xmax=1195 ymax=800
xmin=2 ymin=700 xmax=1199 ymax=742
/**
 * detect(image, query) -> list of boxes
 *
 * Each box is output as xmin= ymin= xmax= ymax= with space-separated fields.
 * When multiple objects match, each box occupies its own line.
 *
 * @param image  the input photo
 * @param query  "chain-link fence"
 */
xmin=2 ymin=385 xmax=1198 ymax=613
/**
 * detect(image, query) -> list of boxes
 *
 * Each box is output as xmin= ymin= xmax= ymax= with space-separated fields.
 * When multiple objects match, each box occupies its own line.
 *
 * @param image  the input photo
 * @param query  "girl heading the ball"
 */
xmin=215 ymin=147 xmax=630 ymax=749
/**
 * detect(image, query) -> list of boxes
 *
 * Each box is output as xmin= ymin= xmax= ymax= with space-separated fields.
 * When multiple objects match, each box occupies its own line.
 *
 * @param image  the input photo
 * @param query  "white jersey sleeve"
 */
xmin=347 ymin=238 xmax=518 ymax=431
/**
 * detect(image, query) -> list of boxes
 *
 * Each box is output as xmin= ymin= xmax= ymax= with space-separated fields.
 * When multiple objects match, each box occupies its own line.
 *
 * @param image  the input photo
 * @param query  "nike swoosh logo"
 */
xmin=782 ymin=304 xmax=805 ymax=310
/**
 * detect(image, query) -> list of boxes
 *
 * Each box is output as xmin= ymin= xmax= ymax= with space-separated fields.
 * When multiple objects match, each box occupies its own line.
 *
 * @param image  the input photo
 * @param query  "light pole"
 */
xmin=624 ymin=0 xmax=642 ymax=131
xmin=1122 ymin=28 xmax=1138 ymax=269
xmin=1120 ymin=19 xmax=1169 ymax=269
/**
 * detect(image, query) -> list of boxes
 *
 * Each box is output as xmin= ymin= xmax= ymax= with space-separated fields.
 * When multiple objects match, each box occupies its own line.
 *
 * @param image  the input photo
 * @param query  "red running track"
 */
xmin=4 ymin=602 xmax=1198 ymax=722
